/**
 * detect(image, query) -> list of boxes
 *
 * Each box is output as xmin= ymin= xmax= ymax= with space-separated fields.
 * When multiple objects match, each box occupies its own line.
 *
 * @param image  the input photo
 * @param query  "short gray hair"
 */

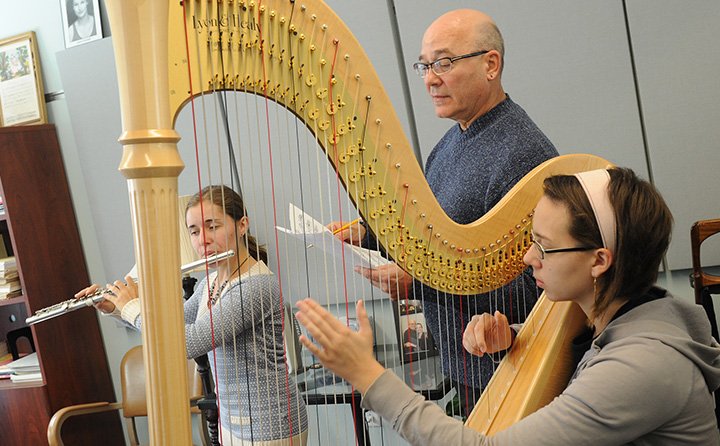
xmin=477 ymin=22 xmax=504 ymax=72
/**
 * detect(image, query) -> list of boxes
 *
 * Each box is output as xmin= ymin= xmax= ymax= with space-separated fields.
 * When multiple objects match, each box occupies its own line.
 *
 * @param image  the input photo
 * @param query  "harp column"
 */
xmin=105 ymin=0 xmax=192 ymax=444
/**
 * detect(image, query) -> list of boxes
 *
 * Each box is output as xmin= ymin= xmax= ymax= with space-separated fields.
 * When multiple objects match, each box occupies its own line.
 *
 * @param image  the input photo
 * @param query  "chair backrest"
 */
xmin=121 ymin=345 xmax=204 ymax=414
xmin=690 ymin=218 xmax=720 ymax=431
xmin=690 ymin=218 xmax=720 ymax=304
xmin=120 ymin=345 xmax=206 ymax=445
xmin=120 ymin=345 xmax=146 ymax=418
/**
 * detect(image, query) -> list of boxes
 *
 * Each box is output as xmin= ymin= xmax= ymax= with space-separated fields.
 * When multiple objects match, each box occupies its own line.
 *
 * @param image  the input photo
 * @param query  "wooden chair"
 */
xmin=47 ymin=345 xmax=210 ymax=446
xmin=690 ymin=219 xmax=720 ymax=339
xmin=690 ymin=218 xmax=720 ymax=429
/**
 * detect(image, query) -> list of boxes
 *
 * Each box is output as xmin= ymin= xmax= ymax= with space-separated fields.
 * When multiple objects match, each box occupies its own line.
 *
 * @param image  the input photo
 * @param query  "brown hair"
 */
xmin=186 ymin=185 xmax=268 ymax=263
xmin=542 ymin=167 xmax=673 ymax=319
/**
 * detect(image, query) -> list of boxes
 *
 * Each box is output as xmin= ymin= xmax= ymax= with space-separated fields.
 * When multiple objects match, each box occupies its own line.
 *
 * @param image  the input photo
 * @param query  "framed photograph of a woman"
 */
xmin=0 ymin=32 xmax=47 ymax=127
xmin=61 ymin=0 xmax=102 ymax=48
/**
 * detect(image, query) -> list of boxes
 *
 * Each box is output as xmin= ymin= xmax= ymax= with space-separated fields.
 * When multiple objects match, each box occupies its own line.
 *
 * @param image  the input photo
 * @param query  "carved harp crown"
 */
xmin=105 ymin=0 xmax=609 ymax=443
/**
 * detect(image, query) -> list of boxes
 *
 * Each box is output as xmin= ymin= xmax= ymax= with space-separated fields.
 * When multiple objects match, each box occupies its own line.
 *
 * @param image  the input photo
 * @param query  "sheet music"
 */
xmin=276 ymin=203 xmax=390 ymax=269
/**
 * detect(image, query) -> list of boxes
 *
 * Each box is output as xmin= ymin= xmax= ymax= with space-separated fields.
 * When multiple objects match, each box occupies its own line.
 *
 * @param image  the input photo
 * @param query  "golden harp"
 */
xmin=102 ymin=0 xmax=609 ymax=443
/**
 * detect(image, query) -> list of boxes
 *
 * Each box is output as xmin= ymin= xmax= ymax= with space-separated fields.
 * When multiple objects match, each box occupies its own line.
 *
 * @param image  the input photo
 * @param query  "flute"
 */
xmin=26 ymin=250 xmax=235 ymax=325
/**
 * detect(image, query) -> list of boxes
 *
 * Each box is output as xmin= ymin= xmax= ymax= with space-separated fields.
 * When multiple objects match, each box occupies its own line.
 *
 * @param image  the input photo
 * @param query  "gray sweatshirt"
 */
xmin=362 ymin=289 xmax=720 ymax=445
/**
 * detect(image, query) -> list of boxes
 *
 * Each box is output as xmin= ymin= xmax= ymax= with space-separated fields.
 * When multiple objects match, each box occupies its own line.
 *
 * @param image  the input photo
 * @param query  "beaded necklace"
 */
xmin=207 ymin=256 xmax=249 ymax=308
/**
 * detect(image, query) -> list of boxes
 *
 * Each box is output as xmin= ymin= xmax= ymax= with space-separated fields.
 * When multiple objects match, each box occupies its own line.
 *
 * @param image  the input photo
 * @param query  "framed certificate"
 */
xmin=0 ymin=32 xmax=47 ymax=127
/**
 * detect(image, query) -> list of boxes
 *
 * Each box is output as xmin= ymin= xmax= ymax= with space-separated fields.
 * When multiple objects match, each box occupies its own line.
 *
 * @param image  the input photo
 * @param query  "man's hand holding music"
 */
xmin=355 ymin=263 xmax=413 ymax=301
xmin=327 ymin=220 xmax=365 ymax=245
xmin=463 ymin=311 xmax=513 ymax=357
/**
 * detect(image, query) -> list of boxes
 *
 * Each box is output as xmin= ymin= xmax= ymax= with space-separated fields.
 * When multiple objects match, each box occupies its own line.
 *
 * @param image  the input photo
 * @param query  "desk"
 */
xmin=297 ymin=354 xmax=451 ymax=446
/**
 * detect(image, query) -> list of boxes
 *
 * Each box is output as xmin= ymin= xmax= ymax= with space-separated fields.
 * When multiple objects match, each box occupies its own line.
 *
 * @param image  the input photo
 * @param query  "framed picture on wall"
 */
xmin=394 ymin=299 xmax=440 ymax=363
xmin=0 ymin=32 xmax=47 ymax=127
xmin=61 ymin=0 xmax=103 ymax=48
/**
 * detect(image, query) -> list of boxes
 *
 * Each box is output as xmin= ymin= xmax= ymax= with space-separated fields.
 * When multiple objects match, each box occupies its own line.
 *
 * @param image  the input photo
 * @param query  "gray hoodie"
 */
xmin=362 ymin=288 xmax=720 ymax=445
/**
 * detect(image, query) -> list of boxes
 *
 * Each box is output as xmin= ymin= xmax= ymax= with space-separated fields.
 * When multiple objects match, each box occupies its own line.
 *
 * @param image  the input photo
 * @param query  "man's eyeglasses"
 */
xmin=413 ymin=50 xmax=489 ymax=78
xmin=530 ymin=233 xmax=597 ymax=260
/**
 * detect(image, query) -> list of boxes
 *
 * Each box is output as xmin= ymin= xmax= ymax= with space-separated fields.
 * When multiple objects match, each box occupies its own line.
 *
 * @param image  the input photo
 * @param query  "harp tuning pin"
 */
xmin=465 ymin=249 xmax=471 ymax=254
xmin=427 ymin=224 xmax=433 ymax=230
xmin=420 ymin=213 xmax=426 ymax=218
xmin=344 ymin=54 xmax=350 ymax=60
xmin=403 ymin=183 xmax=409 ymax=188
xmin=436 ymin=233 xmax=442 ymax=238
xmin=310 ymin=44 xmax=316 ymax=51
xmin=386 ymin=143 xmax=392 ymax=149
xmin=301 ymin=5 xmax=306 ymax=11
xmin=280 ymin=17 xmax=286 ymax=24
xmin=333 ymin=39 xmax=339 ymax=45
xmin=320 ymin=58 xmax=326 ymax=65
xmin=270 ymin=10 xmax=276 ymax=18
xmin=322 ymin=24 xmax=328 ymax=31
xmin=299 ymin=33 xmax=305 ymax=40
xmin=395 ymin=163 xmax=401 ymax=168
xmin=474 ymin=248 xmax=480 ymax=254
xmin=375 ymin=118 xmax=382 ymax=125
xmin=311 ymin=14 xmax=317 ymax=20
xmin=411 ymin=199 xmax=417 ymax=205
xmin=443 ymin=240 xmax=449 ymax=245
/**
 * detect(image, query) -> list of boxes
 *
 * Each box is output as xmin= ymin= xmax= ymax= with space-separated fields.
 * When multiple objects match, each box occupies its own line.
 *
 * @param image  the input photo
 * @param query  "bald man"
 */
xmin=335 ymin=10 xmax=558 ymax=417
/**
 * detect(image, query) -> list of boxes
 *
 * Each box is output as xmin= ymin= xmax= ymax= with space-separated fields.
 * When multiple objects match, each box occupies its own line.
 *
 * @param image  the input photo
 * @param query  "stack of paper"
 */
xmin=1 ymin=352 xmax=42 ymax=383
xmin=0 ymin=257 xmax=21 ymax=299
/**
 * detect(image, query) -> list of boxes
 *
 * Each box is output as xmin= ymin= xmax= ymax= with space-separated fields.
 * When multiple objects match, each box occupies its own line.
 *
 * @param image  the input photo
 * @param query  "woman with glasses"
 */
xmin=296 ymin=167 xmax=720 ymax=445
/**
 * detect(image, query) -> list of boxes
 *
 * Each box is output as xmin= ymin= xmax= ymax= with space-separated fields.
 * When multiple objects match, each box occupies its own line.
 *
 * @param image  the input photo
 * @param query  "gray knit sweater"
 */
xmin=362 ymin=290 xmax=720 ymax=445
xmin=417 ymin=96 xmax=558 ymax=391
xmin=124 ymin=262 xmax=308 ymax=442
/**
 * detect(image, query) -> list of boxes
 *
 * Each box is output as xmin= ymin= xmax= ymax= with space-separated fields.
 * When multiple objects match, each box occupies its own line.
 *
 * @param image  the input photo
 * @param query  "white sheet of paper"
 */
xmin=277 ymin=203 xmax=390 ymax=268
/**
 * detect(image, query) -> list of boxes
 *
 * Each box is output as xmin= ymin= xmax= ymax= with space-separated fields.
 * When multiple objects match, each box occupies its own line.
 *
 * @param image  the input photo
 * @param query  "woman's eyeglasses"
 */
xmin=530 ymin=233 xmax=597 ymax=260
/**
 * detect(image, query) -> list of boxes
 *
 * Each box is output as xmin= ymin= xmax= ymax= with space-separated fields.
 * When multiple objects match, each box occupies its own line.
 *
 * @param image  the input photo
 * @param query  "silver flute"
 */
xmin=26 ymin=250 xmax=235 ymax=325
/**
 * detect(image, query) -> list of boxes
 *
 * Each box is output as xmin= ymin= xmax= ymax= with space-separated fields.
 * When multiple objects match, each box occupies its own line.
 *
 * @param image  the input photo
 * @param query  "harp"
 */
xmin=103 ymin=0 xmax=609 ymax=443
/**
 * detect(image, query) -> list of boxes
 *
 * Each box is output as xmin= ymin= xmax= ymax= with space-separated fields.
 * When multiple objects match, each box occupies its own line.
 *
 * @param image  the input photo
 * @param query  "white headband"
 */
xmin=574 ymin=169 xmax=616 ymax=254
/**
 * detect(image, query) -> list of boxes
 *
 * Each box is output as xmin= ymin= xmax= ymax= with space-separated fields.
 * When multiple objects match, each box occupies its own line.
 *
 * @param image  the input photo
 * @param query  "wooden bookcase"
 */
xmin=0 ymin=125 xmax=124 ymax=445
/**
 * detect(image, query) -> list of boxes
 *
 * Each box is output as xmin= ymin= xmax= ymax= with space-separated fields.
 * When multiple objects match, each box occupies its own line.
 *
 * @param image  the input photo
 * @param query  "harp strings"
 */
xmin=177 ymin=0 xmax=532 ymax=442
xmin=179 ymin=1 xmax=359 ymax=443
